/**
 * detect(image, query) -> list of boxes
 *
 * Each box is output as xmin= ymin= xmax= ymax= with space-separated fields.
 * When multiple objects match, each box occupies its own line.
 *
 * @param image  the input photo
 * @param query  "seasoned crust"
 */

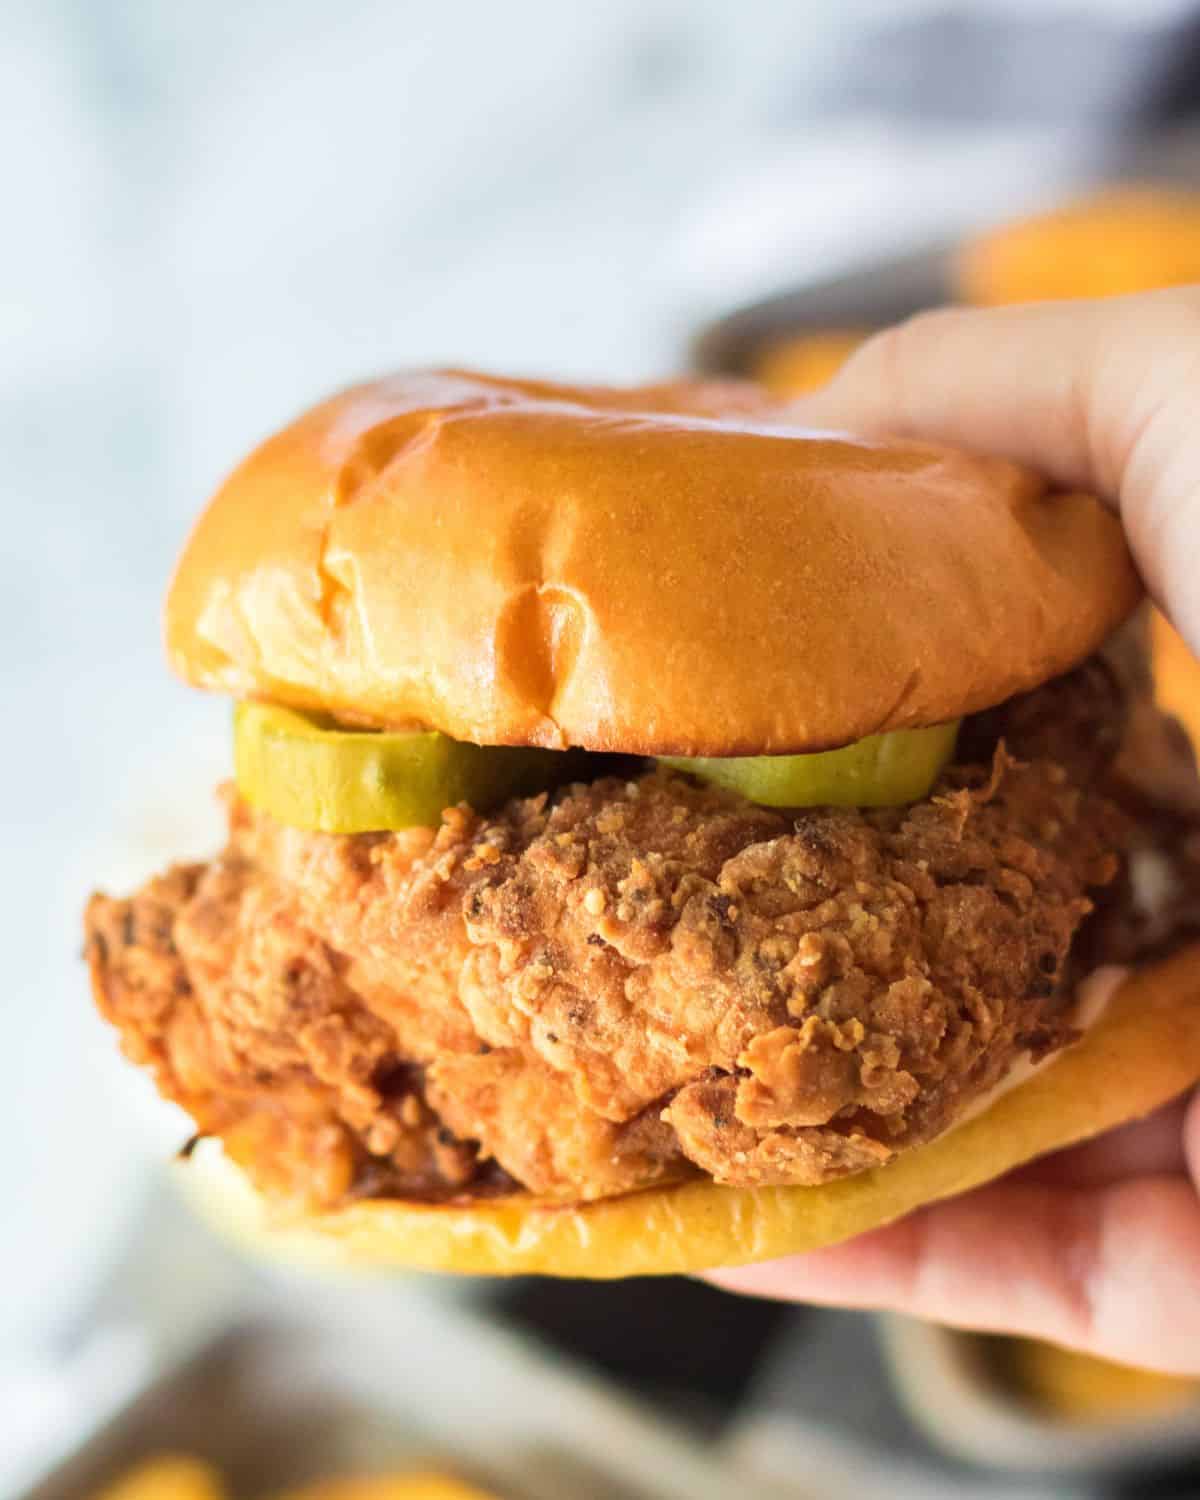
xmin=86 ymin=666 xmax=1140 ymax=1208
xmin=442 ymin=751 xmax=1116 ymax=1189
xmin=179 ymin=944 xmax=1200 ymax=1278
xmin=86 ymin=862 xmax=491 ymax=1211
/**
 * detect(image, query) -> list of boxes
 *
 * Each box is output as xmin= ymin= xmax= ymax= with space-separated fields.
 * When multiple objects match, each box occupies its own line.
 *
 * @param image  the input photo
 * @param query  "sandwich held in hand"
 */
xmin=85 ymin=371 xmax=1200 ymax=1276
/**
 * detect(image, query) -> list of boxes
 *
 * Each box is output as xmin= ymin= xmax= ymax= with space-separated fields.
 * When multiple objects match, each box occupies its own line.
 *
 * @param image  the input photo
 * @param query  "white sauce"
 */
xmin=951 ymin=964 xmax=1131 ymax=1131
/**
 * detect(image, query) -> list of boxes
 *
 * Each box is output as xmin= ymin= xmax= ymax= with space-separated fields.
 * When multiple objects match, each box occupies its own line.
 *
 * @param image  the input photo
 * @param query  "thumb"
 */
xmin=798 ymin=289 xmax=1200 ymax=657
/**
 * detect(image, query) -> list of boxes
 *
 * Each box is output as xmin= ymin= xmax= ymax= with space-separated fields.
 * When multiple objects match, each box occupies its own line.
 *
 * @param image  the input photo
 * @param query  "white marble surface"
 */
xmin=2 ymin=0 xmax=1177 ymax=1362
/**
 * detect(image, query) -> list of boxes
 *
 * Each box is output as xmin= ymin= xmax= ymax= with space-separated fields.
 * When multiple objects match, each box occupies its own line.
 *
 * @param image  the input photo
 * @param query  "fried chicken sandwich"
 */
xmin=86 ymin=371 xmax=1200 ymax=1276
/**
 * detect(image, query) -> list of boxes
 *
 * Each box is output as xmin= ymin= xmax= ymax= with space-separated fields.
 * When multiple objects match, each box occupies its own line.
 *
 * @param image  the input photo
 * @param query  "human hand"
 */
xmin=711 ymin=288 xmax=1200 ymax=1375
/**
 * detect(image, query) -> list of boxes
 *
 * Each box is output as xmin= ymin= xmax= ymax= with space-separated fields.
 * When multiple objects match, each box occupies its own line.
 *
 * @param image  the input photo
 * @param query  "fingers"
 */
xmin=802 ymin=300 xmax=1110 ymax=493
xmin=797 ymin=288 xmax=1200 ymax=653
xmin=1014 ymin=1095 xmax=1189 ymax=1189
xmin=708 ymin=1173 xmax=1200 ymax=1375
xmin=1179 ymin=1087 xmax=1200 ymax=1192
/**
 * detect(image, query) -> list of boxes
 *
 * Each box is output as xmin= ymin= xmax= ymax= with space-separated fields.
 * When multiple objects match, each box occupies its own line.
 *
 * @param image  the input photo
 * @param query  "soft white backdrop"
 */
xmin=3 ymin=0 xmax=1187 ymax=1354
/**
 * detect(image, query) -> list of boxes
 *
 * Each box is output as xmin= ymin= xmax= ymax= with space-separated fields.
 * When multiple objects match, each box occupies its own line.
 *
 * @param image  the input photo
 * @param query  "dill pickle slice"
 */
xmin=659 ymin=721 xmax=960 ymax=808
xmin=234 ymin=702 xmax=567 ymax=833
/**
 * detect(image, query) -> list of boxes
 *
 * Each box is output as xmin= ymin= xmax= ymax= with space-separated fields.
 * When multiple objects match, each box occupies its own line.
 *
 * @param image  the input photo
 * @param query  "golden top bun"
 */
xmin=166 ymin=370 xmax=1140 ymax=755
xmin=957 ymin=186 xmax=1200 ymax=305
xmin=181 ymin=945 xmax=1200 ymax=1279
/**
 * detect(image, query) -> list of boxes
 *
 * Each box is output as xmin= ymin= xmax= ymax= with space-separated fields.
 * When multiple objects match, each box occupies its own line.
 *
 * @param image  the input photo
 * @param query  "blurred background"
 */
xmin=10 ymin=1 xmax=1200 ymax=1496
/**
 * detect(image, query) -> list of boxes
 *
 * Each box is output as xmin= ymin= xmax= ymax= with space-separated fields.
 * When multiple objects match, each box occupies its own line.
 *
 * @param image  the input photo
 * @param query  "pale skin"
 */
xmin=709 ymin=287 xmax=1200 ymax=1375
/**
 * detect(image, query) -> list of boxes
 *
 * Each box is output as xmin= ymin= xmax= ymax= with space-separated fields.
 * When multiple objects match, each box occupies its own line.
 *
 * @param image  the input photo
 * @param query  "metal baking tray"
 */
xmin=690 ymin=243 xmax=949 ymax=378
xmin=690 ymin=124 xmax=1200 ymax=379
xmin=17 ymin=1267 xmax=812 ymax=1500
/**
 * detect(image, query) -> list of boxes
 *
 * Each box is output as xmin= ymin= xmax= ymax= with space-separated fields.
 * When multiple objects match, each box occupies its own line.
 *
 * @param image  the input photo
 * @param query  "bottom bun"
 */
xmin=179 ymin=944 xmax=1200 ymax=1279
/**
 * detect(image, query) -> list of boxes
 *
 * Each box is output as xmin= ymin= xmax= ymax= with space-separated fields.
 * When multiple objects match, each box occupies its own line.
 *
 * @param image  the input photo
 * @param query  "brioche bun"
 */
xmin=166 ymin=371 xmax=1139 ymax=756
xmin=754 ymin=330 xmax=866 ymax=396
xmin=179 ymin=945 xmax=1200 ymax=1278
xmin=956 ymin=187 xmax=1200 ymax=305
xmin=1152 ymin=608 xmax=1200 ymax=757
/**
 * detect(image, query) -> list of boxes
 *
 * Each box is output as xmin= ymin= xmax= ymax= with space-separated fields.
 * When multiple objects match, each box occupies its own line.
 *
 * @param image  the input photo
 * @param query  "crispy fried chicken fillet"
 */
xmin=85 ymin=657 xmax=1198 ymax=1211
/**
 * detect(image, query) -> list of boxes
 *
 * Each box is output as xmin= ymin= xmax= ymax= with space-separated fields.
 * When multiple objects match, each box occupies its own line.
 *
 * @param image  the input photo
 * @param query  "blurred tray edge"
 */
xmin=17 ymin=1284 xmax=810 ymax=1500
xmin=878 ymin=1314 xmax=1200 ymax=1478
xmin=690 ymin=124 xmax=1200 ymax=379
xmin=690 ymin=244 xmax=951 ymax=377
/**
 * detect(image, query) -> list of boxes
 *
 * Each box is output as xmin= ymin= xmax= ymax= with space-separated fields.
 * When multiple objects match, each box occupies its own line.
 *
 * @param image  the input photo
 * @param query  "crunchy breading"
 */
xmin=86 ymin=663 xmax=1162 ymax=1208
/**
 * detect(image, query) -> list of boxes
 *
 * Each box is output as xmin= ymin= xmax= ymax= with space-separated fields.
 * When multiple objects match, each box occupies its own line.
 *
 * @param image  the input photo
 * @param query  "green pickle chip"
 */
xmin=235 ymin=702 xmax=960 ymax=833
xmin=660 ymin=721 xmax=960 ymax=809
xmin=233 ymin=702 xmax=567 ymax=833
